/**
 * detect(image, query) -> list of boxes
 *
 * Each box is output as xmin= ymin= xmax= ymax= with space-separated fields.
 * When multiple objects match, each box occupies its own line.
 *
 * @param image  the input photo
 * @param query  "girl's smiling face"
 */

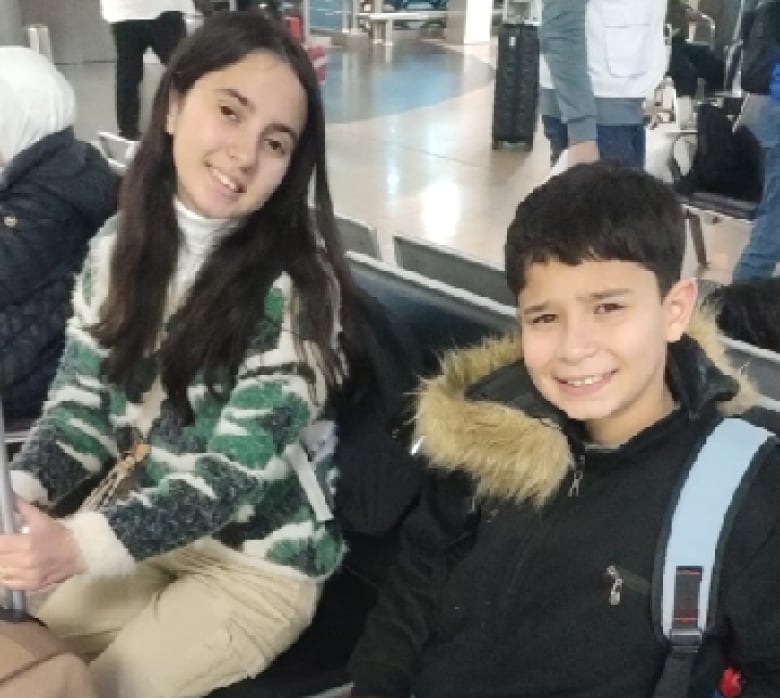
xmin=166 ymin=50 xmax=307 ymax=220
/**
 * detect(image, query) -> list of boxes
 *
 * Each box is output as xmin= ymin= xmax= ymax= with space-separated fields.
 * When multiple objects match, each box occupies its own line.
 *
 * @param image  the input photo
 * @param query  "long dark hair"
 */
xmin=93 ymin=12 xmax=370 ymax=419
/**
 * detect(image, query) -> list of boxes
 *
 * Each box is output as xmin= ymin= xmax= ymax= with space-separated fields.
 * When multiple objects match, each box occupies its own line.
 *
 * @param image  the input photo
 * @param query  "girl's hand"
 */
xmin=0 ymin=499 xmax=85 ymax=591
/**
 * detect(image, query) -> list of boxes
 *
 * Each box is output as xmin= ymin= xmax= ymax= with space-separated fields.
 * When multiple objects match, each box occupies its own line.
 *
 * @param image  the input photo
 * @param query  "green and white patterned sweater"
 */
xmin=11 ymin=219 xmax=344 ymax=581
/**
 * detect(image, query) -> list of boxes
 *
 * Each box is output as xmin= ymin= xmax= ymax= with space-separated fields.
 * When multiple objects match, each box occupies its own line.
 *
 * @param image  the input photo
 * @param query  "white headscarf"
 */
xmin=0 ymin=47 xmax=76 ymax=168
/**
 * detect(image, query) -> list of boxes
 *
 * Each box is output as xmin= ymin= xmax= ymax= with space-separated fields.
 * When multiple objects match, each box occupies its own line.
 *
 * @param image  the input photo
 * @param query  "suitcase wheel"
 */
xmin=491 ymin=139 xmax=533 ymax=151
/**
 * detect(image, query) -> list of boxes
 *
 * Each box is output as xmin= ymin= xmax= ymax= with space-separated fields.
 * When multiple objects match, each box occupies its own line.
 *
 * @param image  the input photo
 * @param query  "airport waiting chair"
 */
xmin=96 ymin=132 xmax=136 ymax=176
xmin=334 ymin=214 xmax=381 ymax=260
xmin=347 ymin=251 xmax=516 ymax=370
xmin=381 ymin=240 xmax=780 ymax=414
xmin=680 ymin=192 xmax=757 ymax=268
xmin=661 ymin=97 xmax=758 ymax=269
xmin=721 ymin=335 xmax=780 ymax=410
xmin=660 ymin=134 xmax=758 ymax=270
xmin=392 ymin=234 xmax=516 ymax=307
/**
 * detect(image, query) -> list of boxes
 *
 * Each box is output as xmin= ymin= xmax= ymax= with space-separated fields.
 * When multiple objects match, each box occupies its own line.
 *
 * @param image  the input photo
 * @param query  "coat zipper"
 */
xmin=568 ymin=453 xmax=585 ymax=497
xmin=604 ymin=564 xmax=651 ymax=606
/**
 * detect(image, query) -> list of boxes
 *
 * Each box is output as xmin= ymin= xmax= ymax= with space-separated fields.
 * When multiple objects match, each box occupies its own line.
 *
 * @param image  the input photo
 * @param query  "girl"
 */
xmin=1 ymin=13 xmax=371 ymax=698
xmin=0 ymin=48 xmax=117 ymax=421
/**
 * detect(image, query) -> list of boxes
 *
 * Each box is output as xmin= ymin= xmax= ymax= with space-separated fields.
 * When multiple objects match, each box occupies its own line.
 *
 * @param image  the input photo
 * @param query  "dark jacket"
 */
xmin=350 ymin=314 xmax=780 ymax=698
xmin=335 ymin=293 xmax=425 ymax=538
xmin=0 ymin=128 xmax=118 ymax=419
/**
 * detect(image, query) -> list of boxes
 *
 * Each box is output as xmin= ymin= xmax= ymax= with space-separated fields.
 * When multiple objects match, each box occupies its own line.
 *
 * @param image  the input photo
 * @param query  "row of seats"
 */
xmin=341 ymin=227 xmax=780 ymax=410
xmin=679 ymin=192 xmax=756 ymax=269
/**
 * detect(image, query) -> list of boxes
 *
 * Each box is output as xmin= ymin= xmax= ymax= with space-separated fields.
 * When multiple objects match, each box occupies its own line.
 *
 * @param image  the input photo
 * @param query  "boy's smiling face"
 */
xmin=518 ymin=259 xmax=697 ymax=446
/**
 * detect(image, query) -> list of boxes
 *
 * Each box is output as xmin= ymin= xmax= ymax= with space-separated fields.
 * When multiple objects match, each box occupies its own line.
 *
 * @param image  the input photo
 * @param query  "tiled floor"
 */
xmin=62 ymin=35 xmax=749 ymax=285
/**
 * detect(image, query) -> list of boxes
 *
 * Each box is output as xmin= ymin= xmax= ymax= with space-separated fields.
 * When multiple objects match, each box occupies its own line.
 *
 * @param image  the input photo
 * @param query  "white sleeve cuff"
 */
xmin=10 ymin=471 xmax=50 ymax=506
xmin=64 ymin=511 xmax=137 ymax=578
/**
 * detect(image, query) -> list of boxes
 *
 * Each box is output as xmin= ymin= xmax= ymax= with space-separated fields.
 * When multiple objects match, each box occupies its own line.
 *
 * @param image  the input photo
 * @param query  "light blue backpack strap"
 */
xmin=660 ymin=418 xmax=775 ymax=639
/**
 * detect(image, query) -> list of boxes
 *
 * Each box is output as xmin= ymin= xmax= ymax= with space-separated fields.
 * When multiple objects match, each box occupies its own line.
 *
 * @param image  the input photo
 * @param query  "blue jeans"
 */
xmin=542 ymin=115 xmax=647 ymax=169
xmin=732 ymin=98 xmax=780 ymax=281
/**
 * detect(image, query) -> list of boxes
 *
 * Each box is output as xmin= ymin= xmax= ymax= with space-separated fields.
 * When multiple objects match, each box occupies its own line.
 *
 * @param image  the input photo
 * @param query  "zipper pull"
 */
xmin=568 ymin=469 xmax=583 ymax=497
xmin=568 ymin=455 xmax=584 ymax=497
xmin=606 ymin=565 xmax=623 ymax=606
xmin=569 ymin=455 xmax=585 ymax=497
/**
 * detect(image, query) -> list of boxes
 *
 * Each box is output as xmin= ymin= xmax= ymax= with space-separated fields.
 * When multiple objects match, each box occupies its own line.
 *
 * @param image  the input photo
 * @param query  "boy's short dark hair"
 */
xmin=505 ymin=162 xmax=686 ymax=297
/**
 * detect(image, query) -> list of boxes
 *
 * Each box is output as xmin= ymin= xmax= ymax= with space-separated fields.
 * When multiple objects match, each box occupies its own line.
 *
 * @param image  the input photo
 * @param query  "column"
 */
xmin=445 ymin=0 xmax=492 ymax=45
xmin=0 ymin=0 xmax=24 ymax=46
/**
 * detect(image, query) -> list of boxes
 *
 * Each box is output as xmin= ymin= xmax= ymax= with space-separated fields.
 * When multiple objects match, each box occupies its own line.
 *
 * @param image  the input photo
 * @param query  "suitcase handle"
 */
xmin=0 ymin=402 xmax=27 ymax=613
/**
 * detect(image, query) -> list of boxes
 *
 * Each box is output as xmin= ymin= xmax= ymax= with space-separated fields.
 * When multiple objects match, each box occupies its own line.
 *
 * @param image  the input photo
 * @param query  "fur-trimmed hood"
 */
xmin=415 ymin=311 xmax=758 ymax=508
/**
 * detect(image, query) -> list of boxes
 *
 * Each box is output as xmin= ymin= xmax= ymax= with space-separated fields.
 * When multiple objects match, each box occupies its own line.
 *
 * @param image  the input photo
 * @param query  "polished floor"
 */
xmin=62 ymin=36 xmax=749 ymax=284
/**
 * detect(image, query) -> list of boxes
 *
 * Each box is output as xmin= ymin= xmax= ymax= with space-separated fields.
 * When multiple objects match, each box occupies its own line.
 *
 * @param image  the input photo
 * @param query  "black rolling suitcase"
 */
xmin=492 ymin=22 xmax=539 ymax=150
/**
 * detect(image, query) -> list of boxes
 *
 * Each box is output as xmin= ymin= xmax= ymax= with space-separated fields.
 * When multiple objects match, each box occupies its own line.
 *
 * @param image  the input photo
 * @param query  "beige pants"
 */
xmin=34 ymin=540 xmax=321 ymax=698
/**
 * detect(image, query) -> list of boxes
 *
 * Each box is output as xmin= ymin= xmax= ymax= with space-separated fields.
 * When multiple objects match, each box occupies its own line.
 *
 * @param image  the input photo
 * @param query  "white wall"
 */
xmin=0 ymin=0 xmax=24 ymax=46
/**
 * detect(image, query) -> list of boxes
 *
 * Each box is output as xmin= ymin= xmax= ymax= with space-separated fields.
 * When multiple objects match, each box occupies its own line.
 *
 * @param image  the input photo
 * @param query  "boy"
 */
xmin=349 ymin=163 xmax=780 ymax=698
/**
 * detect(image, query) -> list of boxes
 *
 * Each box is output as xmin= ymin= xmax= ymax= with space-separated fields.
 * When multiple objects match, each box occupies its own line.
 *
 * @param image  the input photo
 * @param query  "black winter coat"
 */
xmin=350 ymin=316 xmax=780 ymax=698
xmin=0 ymin=128 xmax=118 ymax=419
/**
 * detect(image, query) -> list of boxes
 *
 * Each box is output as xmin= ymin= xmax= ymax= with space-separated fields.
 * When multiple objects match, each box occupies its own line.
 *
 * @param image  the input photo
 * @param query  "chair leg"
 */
xmin=687 ymin=213 xmax=708 ymax=268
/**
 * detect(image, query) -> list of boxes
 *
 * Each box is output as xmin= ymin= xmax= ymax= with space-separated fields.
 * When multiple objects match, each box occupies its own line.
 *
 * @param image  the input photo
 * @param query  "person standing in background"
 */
xmin=732 ymin=0 xmax=780 ymax=281
xmin=100 ymin=0 xmax=194 ymax=140
xmin=539 ymin=0 xmax=667 ymax=169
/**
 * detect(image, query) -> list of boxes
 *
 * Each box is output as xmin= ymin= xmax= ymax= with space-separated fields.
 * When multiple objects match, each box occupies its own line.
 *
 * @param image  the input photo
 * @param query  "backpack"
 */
xmin=651 ymin=417 xmax=777 ymax=698
xmin=674 ymin=103 xmax=764 ymax=203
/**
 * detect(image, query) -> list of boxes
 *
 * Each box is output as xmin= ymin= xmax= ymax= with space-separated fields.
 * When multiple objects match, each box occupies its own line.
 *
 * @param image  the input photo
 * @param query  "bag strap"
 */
xmin=651 ymin=418 xmax=776 ymax=698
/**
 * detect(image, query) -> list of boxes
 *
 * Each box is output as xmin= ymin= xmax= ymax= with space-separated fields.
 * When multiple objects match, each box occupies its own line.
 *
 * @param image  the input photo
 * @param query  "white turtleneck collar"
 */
xmin=174 ymin=197 xmax=239 ymax=255
xmin=172 ymin=198 xmax=243 ymax=296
